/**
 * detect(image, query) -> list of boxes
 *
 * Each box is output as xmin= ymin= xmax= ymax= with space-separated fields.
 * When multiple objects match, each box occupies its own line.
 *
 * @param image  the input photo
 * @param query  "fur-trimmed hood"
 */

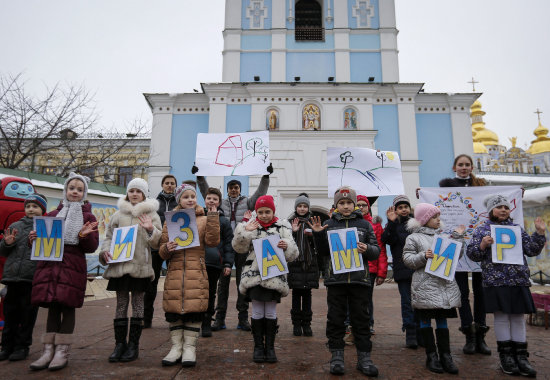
xmin=117 ymin=197 xmax=160 ymax=217
xmin=406 ymin=218 xmax=444 ymax=234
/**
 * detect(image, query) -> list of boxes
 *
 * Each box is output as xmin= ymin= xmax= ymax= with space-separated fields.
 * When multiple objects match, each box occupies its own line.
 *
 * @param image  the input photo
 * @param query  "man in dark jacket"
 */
xmin=193 ymin=163 xmax=272 ymax=331
xmin=201 ymin=188 xmax=235 ymax=337
xmin=143 ymin=174 xmax=178 ymax=329
xmin=311 ymin=186 xmax=380 ymax=377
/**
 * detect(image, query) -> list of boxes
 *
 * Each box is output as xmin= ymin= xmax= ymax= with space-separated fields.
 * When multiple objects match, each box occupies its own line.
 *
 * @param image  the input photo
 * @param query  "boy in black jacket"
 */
xmin=310 ymin=186 xmax=380 ymax=377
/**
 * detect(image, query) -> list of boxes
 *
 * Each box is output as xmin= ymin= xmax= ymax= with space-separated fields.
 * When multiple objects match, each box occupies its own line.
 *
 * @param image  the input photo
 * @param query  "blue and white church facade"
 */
xmin=146 ymin=0 xmax=478 ymax=217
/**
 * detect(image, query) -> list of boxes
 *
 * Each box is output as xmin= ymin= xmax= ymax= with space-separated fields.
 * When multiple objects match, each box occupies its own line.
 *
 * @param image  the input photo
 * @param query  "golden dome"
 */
xmin=473 ymin=141 xmax=488 ymax=154
xmin=470 ymin=100 xmax=499 ymax=146
xmin=475 ymin=128 xmax=499 ymax=145
xmin=527 ymin=121 xmax=550 ymax=155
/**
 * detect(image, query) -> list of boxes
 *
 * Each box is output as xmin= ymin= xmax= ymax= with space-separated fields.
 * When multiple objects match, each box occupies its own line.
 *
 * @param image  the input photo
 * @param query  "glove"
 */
xmin=266 ymin=163 xmax=273 ymax=175
xmin=191 ymin=165 xmax=199 ymax=174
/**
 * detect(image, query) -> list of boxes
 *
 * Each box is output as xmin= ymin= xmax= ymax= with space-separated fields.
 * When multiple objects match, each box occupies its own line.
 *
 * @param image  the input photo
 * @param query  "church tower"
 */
xmin=222 ymin=0 xmax=399 ymax=83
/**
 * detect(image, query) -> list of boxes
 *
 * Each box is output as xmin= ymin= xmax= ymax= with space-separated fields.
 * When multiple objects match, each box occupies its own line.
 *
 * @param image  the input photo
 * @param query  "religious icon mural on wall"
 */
xmin=302 ymin=104 xmax=321 ymax=130
xmin=344 ymin=108 xmax=358 ymax=129
xmin=266 ymin=109 xmax=279 ymax=130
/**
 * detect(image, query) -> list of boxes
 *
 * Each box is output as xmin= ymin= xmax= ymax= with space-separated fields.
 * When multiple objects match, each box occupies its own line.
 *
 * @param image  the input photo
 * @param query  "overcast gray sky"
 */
xmin=1 ymin=0 xmax=549 ymax=150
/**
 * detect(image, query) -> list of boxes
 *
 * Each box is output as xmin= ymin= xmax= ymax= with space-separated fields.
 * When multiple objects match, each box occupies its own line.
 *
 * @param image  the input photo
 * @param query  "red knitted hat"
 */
xmin=255 ymin=195 xmax=276 ymax=213
xmin=356 ymin=195 xmax=370 ymax=206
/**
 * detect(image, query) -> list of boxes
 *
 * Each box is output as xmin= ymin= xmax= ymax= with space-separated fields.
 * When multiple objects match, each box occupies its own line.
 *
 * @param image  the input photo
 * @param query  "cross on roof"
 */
xmin=468 ymin=77 xmax=479 ymax=92
xmin=534 ymin=108 xmax=543 ymax=123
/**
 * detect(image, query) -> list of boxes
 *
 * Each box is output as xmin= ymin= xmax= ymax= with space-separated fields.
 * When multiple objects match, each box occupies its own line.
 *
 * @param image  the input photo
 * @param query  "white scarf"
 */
xmin=57 ymin=200 xmax=84 ymax=245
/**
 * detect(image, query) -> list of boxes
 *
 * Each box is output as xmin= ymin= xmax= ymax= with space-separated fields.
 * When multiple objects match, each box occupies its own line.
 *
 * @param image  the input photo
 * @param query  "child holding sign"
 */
xmin=29 ymin=173 xmax=99 ymax=371
xmin=310 ymin=186 xmax=380 ymax=377
xmin=232 ymin=195 xmax=298 ymax=364
xmin=403 ymin=203 xmax=461 ymax=375
xmin=467 ymin=195 xmax=546 ymax=377
xmin=287 ymin=193 xmax=319 ymax=337
xmin=0 ymin=194 xmax=47 ymax=362
xmin=159 ymin=184 xmax=219 ymax=367
xmin=100 ymin=178 xmax=162 ymax=363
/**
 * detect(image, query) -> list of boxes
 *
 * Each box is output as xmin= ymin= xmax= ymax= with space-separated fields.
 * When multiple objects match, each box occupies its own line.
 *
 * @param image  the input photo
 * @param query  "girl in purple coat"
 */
xmin=29 ymin=173 xmax=99 ymax=371
xmin=467 ymin=194 xmax=546 ymax=377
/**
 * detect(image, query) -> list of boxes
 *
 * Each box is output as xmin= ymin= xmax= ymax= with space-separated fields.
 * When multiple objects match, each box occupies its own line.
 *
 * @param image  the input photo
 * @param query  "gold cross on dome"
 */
xmin=534 ymin=108 xmax=543 ymax=123
xmin=468 ymin=77 xmax=479 ymax=92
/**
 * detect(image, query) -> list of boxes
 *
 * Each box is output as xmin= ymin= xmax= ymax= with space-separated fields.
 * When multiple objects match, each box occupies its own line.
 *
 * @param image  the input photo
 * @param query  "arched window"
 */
xmin=295 ymin=0 xmax=324 ymax=41
xmin=302 ymin=104 xmax=321 ymax=130
xmin=266 ymin=108 xmax=279 ymax=130
xmin=343 ymin=108 xmax=358 ymax=129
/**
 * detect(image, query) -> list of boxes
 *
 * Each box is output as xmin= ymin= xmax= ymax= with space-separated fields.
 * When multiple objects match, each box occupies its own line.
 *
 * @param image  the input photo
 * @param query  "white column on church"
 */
xmin=334 ymin=30 xmax=351 ymax=82
xmin=272 ymin=0 xmax=285 ymax=28
xmin=225 ymin=0 xmax=242 ymax=29
xmin=272 ymin=30 xmax=286 ymax=82
xmin=333 ymin=0 xmax=349 ymax=28
xmin=222 ymin=30 xmax=241 ymax=82
xmin=449 ymin=95 xmax=477 ymax=158
xmin=378 ymin=0 xmax=396 ymax=28
xmin=378 ymin=0 xmax=399 ymax=82
xmin=148 ymin=104 xmax=174 ymax=196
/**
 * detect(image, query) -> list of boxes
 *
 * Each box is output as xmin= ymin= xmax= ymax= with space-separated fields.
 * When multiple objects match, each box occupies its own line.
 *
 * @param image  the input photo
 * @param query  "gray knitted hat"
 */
xmin=484 ymin=194 xmax=510 ymax=214
xmin=294 ymin=193 xmax=310 ymax=209
xmin=393 ymin=194 xmax=411 ymax=208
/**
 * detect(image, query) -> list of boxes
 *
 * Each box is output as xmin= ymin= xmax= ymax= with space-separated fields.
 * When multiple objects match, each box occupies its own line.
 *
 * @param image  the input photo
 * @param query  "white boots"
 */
xmin=29 ymin=333 xmax=72 ymax=371
xmin=181 ymin=322 xmax=201 ymax=367
xmin=162 ymin=322 xmax=184 ymax=366
xmin=29 ymin=333 xmax=55 ymax=370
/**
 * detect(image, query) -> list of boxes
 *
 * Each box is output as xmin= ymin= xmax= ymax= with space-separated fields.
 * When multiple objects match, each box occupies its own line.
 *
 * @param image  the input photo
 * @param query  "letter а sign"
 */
xmin=31 ymin=217 xmax=65 ymax=262
xmin=252 ymin=235 xmax=289 ymax=280
xmin=491 ymin=225 xmax=523 ymax=265
xmin=327 ymin=227 xmax=364 ymax=274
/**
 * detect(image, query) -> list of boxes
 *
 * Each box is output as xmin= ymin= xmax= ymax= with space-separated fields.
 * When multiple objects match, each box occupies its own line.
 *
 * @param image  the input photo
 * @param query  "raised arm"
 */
xmin=247 ymin=175 xmax=270 ymax=211
xmin=196 ymin=176 xmax=210 ymax=200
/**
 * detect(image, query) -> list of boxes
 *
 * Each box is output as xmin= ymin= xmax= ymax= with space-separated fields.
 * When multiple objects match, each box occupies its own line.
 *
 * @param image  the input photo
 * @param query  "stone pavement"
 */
xmin=1 ymin=280 xmax=549 ymax=379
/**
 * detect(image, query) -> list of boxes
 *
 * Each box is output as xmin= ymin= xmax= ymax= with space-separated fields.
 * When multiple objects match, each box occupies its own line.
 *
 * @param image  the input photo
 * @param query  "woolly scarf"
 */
xmin=291 ymin=213 xmax=314 ymax=266
xmin=57 ymin=200 xmax=84 ymax=245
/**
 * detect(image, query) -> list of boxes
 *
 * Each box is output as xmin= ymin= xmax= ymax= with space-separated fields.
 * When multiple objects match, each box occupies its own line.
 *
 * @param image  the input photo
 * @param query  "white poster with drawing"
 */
xmin=327 ymin=147 xmax=404 ymax=197
xmin=418 ymin=186 xmax=523 ymax=272
xmin=194 ymin=131 xmax=270 ymax=176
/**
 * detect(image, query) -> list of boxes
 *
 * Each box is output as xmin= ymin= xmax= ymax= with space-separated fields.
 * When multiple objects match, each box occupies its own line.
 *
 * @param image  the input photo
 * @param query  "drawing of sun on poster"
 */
xmin=418 ymin=186 xmax=523 ymax=272
xmin=165 ymin=210 xmax=200 ymax=250
xmin=490 ymin=225 xmax=523 ymax=265
xmin=32 ymin=217 xmax=65 ymax=261
xmin=327 ymin=147 xmax=404 ymax=196
xmin=327 ymin=227 xmax=365 ymax=274
xmin=425 ymin=235 xmax=462 ymax=281
xmin=252 ymin=235 xmax=289 ymax=280
xmin=108 ymin=225 xmax=138 ymax=264
xmin=195 ymin=131 xmax=270 ymax=176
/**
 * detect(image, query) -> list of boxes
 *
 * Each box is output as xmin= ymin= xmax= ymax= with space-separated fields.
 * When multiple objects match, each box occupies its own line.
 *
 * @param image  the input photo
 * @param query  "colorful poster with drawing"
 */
xmin=165 ymin=210 xmax=200 ymax=250
xmin=327 ymin=227 xmax=365 ymax=274
xmin=327 ymin=147 xmax=404 ymax=196
xmin=195 ymin=131 xmax=270 ymax=176
xmin=108 ymin=225 xmax=138 ymax=263
xmin=418 ymin=186 xmax=523 ymax=272
xmin=425 ymin=235 xmax=462 ymax=281
xmin=491 ymin=225 xmax=523 ymax=265
xmin=31 ymin=217 xmax=65 ymax=261
xmin=252 ymin=235 xmax=289 ymax=280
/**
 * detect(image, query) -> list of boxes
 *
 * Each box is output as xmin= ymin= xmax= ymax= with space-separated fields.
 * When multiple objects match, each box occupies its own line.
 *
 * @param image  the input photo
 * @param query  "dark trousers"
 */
xmin=206 ymin=266 xmax=222 ymax=317
xmin=1 ymin=283 xmax=38 ymax=351
xmin=397 ymin=279 xmax=416 ymax=330
xmin=291 ymin=288 xmax=312 ymax=312
xmin=46 ymin=304 xmax=75 ymax=334
xmin=143 ymin=251 xmax=164 ymax=323
xmin=365 ymin=272 xmax=377 ymax=327
xmin=215 ymin=253 xmax=248 ymax=321
xmin=326 ymin=285 xmax=372 ymax=352
xmin=455 ymin=271 xmax=486 ymax=328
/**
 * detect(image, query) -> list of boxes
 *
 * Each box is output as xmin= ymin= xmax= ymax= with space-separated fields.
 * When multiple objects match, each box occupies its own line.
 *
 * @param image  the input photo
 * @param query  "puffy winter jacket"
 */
xmin=314 ymin=209 xmax=380 ymax=287
xmin=402 ymin=219 xmax=461 ymax=310
xmin=204 ymin=208 xmax=234 ymax=269
xmin=0 ymin=216 xmax=36 ymax=284
xmin=197 ymin=175 xmax=269 ymax=229
xmin=99 ymin=198 xmax=162 ymax=280
xmin=364 ymin=214 xmax=388 ymax=278
xmin=381 ymin=215 xmax=414 ymax=282
xmin=232 ymin=218 xmax=299 ymax=297
xmin=466 ymin=218 xmax=546 ymax=287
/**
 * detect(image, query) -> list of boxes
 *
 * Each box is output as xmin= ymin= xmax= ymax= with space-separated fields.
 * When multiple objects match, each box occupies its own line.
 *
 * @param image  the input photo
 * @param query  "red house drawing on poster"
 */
xmin=215 ymin=135 xmax=243 ymax=167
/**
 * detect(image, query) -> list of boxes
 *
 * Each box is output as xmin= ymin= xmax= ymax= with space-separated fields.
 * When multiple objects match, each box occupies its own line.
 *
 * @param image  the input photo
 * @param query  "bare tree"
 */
xmin=0 ymin=73 xmax=150 ymax=182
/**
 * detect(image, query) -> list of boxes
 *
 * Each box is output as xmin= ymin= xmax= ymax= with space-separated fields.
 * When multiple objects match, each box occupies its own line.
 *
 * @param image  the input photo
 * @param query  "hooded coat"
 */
xmin=31 ymin=202 xmax=99 ymax=308
xmin=159 ymin=205 xmax=220 ymax=315
xmin=99 ymin=198 xmax=162 ymax=280
xmin=402 ymin=219 xmax=461 ymax=310
xmin=232 ymin=218 xmax=299 ymax=297
xmin=0 ymin=216 xmax=36 ymax=284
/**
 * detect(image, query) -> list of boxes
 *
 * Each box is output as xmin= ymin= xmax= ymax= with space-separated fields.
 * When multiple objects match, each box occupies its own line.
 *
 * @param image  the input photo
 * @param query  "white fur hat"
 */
xmin=127 ymin=178 xmax=149 ymax=197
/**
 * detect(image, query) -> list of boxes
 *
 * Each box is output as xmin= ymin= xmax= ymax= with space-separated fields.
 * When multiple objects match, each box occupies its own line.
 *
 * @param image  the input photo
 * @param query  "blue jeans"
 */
xmin=397 ymin=279 xmax=416 ymax=331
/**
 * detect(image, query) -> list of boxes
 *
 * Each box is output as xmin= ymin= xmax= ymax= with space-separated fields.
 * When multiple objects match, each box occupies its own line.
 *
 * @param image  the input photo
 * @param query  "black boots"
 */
xmin=251 ymin=318 xmax=265 ymax=363
xmin=119 ymin=317 xmax=142 ymax=362
xmin=237 ymin=318 xmax=251 ymax=331
xmin=497 ymin=341 xmax=520 ymax=375
xmin=211 ymin=312 xmax=226 ymax=331
xmin=201 ymin=314 xmax=212 ymax=338
xmin=420 ymin=327 xmax=444 ymax=374
xmin=405 ymin=327 xmax=418 ymax=349
xmin=330 ymin=349 xmax=345 ymax=375
xmin=474 ymin=323 xmax=491 ymax=355
xmin=291 ymin=309 xmax=302 ymax=336
xmin=459 ymin=324 xmax=476 ymax=355
xmin=514 ymin=342 xmax=537 ymax=377
xmin=435 ymin=328 xmax=458 ymax=374
xmin=264 ymin=318 xmax=278 ymax=363
xmin=109 ymin=318 xmax=128 ymax=362
xmin=302 ymin=311 xmax=313 ymax=337
xmin=356 ymin=350 xmax=378 ymax=377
